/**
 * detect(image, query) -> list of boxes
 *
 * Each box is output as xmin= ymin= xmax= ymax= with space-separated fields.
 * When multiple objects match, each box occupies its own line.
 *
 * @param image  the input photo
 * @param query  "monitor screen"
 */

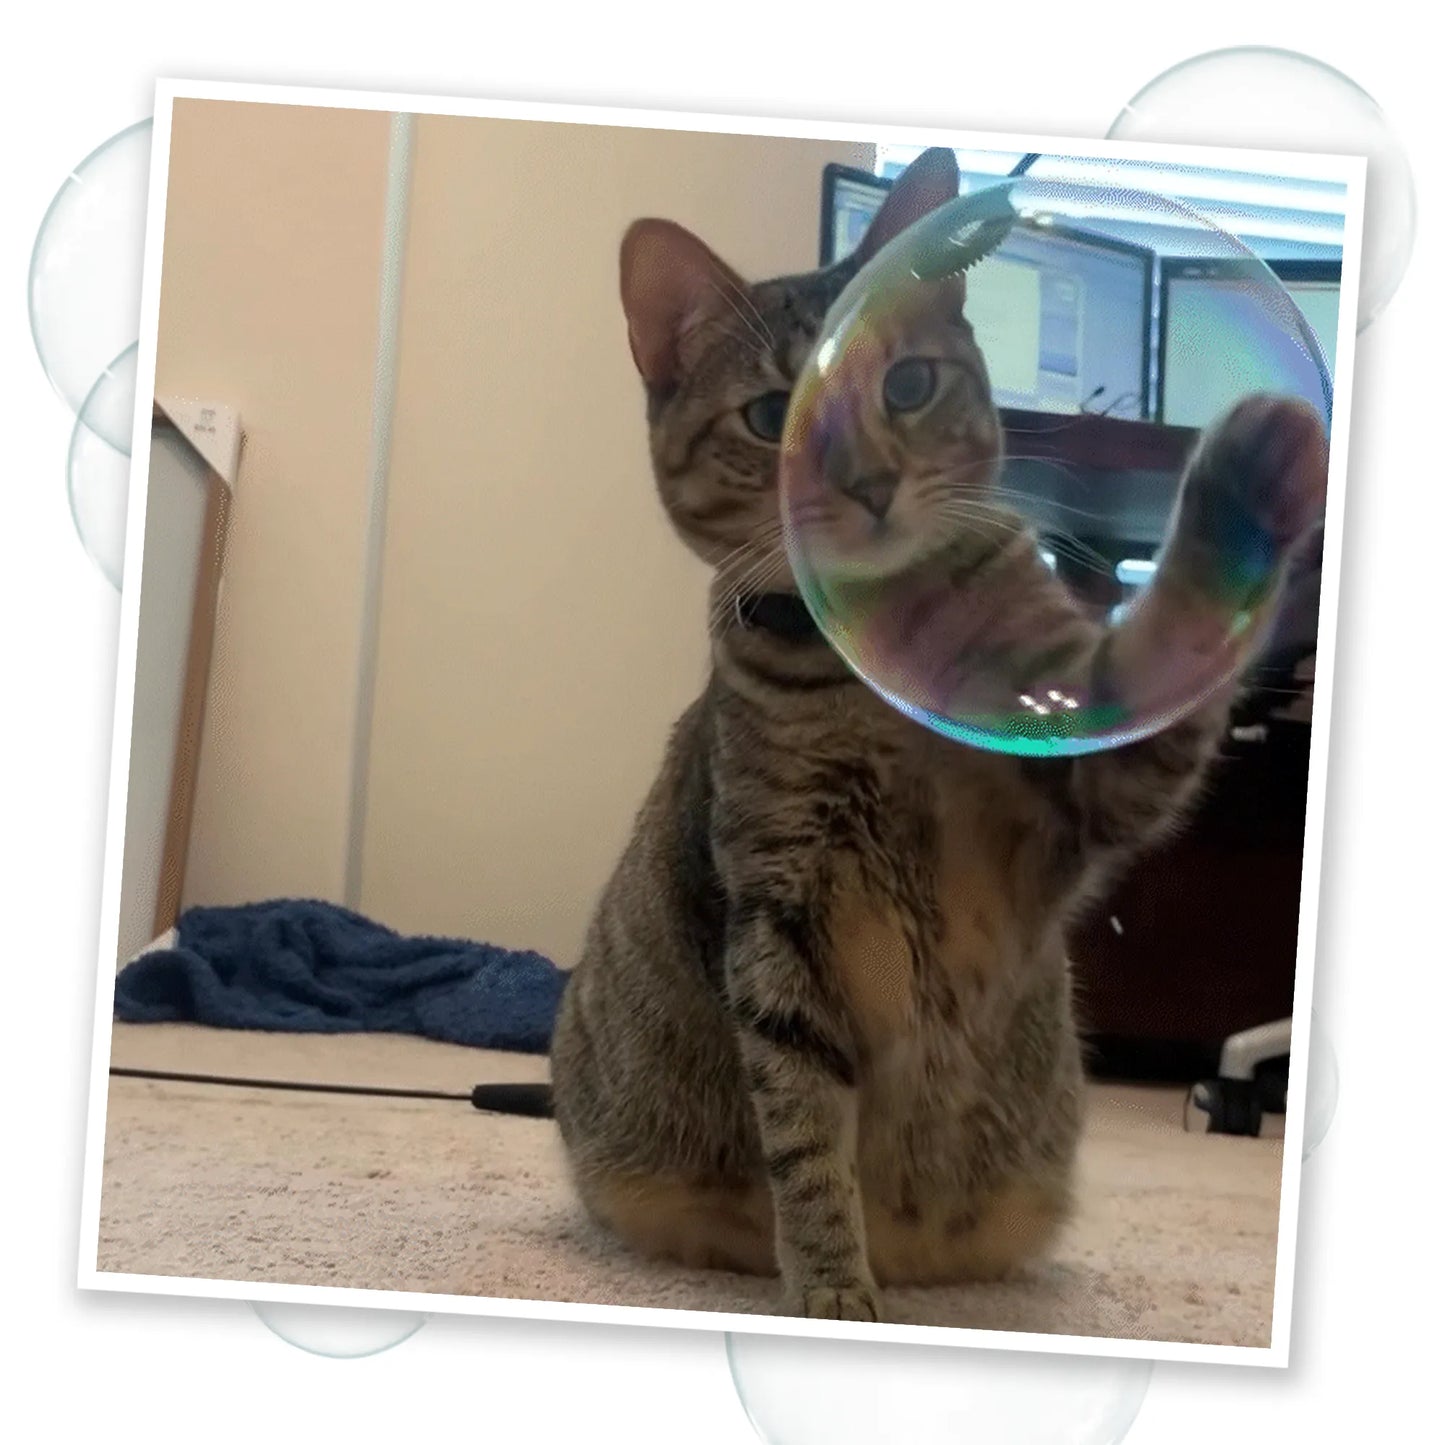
xmin=1158 ymin=259 xmax=1340 ymax=429
xmin=820 ymin=165 xmax=1152 ymax=421
xmin=825 ymin=167 xmax=890 ymax=267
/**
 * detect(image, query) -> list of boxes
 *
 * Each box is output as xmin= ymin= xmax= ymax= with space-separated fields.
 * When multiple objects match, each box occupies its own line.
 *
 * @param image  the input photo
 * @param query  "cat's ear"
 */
xmin=856 ymin=147 xmax=961 ymax=265
xmin=620 ymin=219 xmax=745 ymax=392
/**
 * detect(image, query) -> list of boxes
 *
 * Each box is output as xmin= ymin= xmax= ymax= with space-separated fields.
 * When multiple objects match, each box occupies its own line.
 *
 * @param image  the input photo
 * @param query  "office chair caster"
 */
xmin=1189 ymin=1077 xmax=1265 ymax=1136
xmin=1188 ymin=1018 xmax=1292 ymax=1136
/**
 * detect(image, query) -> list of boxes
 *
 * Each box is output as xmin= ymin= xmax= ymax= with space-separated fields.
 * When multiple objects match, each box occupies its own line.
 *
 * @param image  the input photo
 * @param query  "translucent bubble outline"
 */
xmin=27 ymin=117 xmax=154 ymax=416
xmin=1116 ymin=42 xmax=1385 ymax=124
xmin=1108 ymin=43 xmax=1416 ymax=332
xmin=66 ymin=340 xmax=138 ymax=590
xmin=724 ymin=1335 xmax=1153 ymax=1445
xmin=250 ymin=1301 xmax=431 ymax=1359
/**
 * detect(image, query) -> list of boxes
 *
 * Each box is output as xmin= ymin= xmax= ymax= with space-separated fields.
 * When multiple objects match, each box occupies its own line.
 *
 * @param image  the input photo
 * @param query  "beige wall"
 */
xmin=152 ymin=100 xmax=868 ymax=961
xmin=359 ymin=117 xmax=870 ymax=961
xmin=156 ymin=100 xmax=393 ymax=908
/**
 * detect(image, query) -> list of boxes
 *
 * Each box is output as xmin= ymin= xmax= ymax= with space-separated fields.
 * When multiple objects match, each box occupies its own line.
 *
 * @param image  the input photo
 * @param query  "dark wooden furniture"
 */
xmin=1069 ymin=715 xmax=1311 ymax=1082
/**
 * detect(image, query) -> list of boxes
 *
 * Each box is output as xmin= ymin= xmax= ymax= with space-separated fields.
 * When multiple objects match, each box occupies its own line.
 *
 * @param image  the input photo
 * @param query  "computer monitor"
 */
xmin=1157 ymin=258 xmax=1341 ymax=430
xmin=821 ymin=163 xmax=891 ymax=268
xmin=819 ymin=164 xmax=1154 ymax=421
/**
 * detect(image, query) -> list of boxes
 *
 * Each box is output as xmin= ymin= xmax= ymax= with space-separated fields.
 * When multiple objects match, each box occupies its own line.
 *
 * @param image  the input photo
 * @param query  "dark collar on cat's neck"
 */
xmin=734 ymin=591 xmax=824 ymax=645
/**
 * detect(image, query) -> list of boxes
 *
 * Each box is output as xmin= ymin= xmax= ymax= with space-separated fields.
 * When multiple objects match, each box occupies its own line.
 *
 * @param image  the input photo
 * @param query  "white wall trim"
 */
xmin=343 ymin=111 xmax=415 ymax=908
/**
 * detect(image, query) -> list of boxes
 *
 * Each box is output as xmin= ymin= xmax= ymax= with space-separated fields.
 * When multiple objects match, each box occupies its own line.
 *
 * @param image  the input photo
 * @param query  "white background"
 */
xmin=2 ymin=3 xmax=1439 ymax=1440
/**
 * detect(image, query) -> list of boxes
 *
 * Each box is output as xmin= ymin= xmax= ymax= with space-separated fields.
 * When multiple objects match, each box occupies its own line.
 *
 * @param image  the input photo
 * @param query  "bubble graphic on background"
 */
xmin=1303 ymin=1009 xmax=1339 ymax=1160
xmin=1108 ymin=47 xmax=1415 ymax=330
xmin=29 ymin=118 xmax=151 ymax=430
xmin=780 ymin=177 xmax=1330 ymax=757
xmin=252 ymin=1302 xmax=429 ymax=1358
xmin=66 ymin=343 xmax=137 ymax=589
xmin=727 ymin=1334 xmax=1152 ymax=1445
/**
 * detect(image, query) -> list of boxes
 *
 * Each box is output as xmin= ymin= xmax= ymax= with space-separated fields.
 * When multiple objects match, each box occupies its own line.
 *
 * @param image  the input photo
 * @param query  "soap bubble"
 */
xmin=780 ymin=176 xmax=1331 ymax=757
xmin=67 ymin=344 xmax=138 ymax=589
xmin=252 ymin=1302 xmax=429 ymax=1358
xmin=1108 ymin=46 xmax=1414 ymax=329
xmin=1303 ymin=1009 xmax=1338 ymax=1160
xmin=727 ymin=1333 xmax=1152 ymax=1445
xmin=29 ymin=119 xmax=152 ymax=433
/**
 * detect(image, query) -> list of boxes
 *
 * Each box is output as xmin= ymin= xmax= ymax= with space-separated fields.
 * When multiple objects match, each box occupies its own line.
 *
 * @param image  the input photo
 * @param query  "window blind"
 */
xmin=877 ymin=145 xmax=1346 ymax=259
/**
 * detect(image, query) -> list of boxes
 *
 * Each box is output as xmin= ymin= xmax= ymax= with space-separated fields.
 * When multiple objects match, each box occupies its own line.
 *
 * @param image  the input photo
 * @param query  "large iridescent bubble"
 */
xmin=779 ymin=176 xmax=1333 ymax=756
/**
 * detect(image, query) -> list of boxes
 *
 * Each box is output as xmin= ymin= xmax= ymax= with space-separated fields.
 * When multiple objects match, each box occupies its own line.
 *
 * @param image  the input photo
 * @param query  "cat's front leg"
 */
xmin=1069 ymin=394 xmax=1328 ymax=852
xmin=725 ymin=909 xmax=878 ymax=1321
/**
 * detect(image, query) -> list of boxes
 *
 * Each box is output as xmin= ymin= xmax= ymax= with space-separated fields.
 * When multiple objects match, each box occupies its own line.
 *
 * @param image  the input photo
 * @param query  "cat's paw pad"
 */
xmin=798 ymin=1285 xmax=882 ymax=1322
xmin=1186 ymin=395 xmax=1328 ymax=554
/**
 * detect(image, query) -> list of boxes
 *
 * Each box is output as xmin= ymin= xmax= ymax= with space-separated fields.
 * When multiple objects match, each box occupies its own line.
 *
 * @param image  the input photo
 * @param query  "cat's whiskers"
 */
xmin=709 ymin=524 xmax=789 ymax=636
xmin=713 ymin=518 xmax=784 ymax=577
xmin=927 ymin=497 xmax=1116 ymax=583
xmin=705 ymin=275 xmax=775 ymax=356
xmin=915 ymin=466 xmax=1118 ymax=531
xmin=929 ymin=498 xmax=1025 ymax=540
xmin=709 ymin=561 xmax=789 ymax=637
xmin=712 ymin=533 xmax=768 ymax=579
xmin=709 ymin=265 xmax=775 ymax=350
xmin=996 ymin=455 xmax=1124 ymax=506
xmin=1045 ymin=537 xmax=1117 ymax=579
xmin=947 ymin=482 xmax=1118 ymax=530
xmin=925 ymin=486 xmax=1117 ymax=581
xmin=714 ymin=540 xmax=784 ymax=602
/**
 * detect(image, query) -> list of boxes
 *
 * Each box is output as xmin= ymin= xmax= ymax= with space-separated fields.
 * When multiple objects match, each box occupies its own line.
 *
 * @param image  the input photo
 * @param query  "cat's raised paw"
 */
xmin=1183 ymin=394 xmax=1329 ymax=557
xmin=798 ymin=1285 xmax=882 ymax=1322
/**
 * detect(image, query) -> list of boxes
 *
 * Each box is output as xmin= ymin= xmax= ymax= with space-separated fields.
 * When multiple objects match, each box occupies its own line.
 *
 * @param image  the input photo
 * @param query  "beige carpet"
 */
xmin=97 ymin=1022 xmax=1284 ymax=1348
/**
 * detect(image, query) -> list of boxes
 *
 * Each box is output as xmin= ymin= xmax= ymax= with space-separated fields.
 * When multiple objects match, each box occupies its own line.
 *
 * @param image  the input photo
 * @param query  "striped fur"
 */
xmin=550 ymin=149 xmax=1327 ymax=1320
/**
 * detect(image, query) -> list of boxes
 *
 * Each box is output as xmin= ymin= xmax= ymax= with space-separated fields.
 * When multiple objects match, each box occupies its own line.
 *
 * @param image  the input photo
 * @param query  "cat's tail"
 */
xmin=470 ymin=1081 xmax=555 ymax=1119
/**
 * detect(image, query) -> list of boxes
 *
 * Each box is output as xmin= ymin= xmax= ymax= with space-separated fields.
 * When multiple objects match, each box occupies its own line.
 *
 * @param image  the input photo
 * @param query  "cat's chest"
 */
xmin=827 ymin=746 xmax=1032 ymax=1057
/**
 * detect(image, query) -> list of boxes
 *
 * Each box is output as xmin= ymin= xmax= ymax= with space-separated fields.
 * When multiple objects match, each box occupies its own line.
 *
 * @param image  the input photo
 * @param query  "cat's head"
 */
xmin=619 ymin=147 xmax=1001 ymax=595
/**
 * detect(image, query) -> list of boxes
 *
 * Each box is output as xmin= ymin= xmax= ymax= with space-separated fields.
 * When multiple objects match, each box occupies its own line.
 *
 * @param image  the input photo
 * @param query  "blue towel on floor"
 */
xmin=113 ymin=899 xmax=567 ymax=1054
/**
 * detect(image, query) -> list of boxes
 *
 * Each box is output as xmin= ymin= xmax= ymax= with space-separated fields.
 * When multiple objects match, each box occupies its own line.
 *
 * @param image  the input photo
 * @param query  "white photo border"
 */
xmin=77 ymin=75 xmax=1369 ymax=1371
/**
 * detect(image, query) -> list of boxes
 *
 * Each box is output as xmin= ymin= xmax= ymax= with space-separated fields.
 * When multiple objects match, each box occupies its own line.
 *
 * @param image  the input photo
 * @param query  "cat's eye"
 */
xmin=742 ymin=390 xmax=792 ymax=443
xmin=882 ymin=358 xmax=938 ymax=414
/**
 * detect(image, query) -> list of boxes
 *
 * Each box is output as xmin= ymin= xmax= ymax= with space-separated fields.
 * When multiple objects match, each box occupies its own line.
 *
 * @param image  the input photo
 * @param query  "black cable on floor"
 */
xmin=109 ymin=1066 xmax=554 ymax=1117
xmin=110 ymin=1065 xmax=472 ymax=1103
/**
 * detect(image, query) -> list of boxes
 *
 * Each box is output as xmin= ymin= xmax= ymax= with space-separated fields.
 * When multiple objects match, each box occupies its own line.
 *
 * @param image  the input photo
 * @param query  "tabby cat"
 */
xmin=547 ymin=147 xmax=1327 ymax=1321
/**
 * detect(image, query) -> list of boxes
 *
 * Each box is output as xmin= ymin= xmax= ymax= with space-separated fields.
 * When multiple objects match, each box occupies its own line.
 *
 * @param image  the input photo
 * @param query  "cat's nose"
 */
xmin=839 ymin=470 xmax=900 ymax=521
